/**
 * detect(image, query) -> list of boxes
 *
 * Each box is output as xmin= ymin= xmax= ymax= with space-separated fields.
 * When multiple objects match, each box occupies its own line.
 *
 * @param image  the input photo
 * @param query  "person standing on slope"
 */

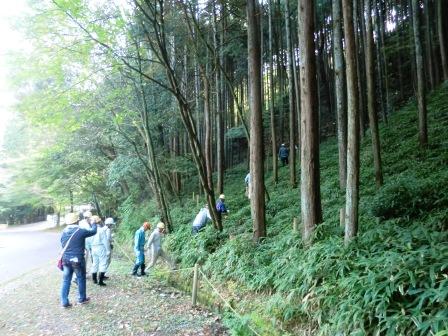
xmin=216 ymin=194 xmax=229 ymax=221
xmin=278 ymin=143 xmax=289 ymax=166
xmin=146 ymin=222 xmax=175 ymax=271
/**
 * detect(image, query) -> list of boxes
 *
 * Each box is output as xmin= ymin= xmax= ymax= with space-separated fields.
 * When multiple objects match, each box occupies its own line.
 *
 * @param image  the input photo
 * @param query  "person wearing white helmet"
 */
xmin=103 ymin=217 xmax=115 ymax=278
xmin=89 ymin=215 xmax=110 ymax=286
xmin=215 ymin=194 xmax=229 ymax=221
xmin=145 ymin=222 xmax=175 ymax=272
xmin=278 ymin=143 xmax=289 ymax=166
xmin=105 ymin=217 xmax=115 ymax=226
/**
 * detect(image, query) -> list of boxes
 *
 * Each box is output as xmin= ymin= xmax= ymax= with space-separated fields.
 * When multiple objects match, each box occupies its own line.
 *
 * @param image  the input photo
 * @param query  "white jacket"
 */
xmin=146 ymin=229 xmax=163 ymax=253
xmin=91 ymin=226 xmax=111 ymax=255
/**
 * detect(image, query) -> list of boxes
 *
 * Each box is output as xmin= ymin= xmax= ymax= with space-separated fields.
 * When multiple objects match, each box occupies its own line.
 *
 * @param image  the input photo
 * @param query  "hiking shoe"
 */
xmin=78 ymin=297 xmax=90 ymax=305
xmin=62 ymin=303 xmax=72 ymax=308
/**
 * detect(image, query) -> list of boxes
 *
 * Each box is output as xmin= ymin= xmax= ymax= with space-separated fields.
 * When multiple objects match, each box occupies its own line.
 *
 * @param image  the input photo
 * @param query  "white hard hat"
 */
xmin=157 ymin=222 xmax=165 ymax=229
xmin=105 ymin=217 xmax=115 ymax=225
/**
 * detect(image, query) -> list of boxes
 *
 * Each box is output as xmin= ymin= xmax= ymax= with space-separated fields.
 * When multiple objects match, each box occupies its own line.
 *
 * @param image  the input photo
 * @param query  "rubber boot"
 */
xmin=140 ymin=263 xmax=147 ymax=276
xmin=92 ymin=273 xmax=98 ymax=284
xmin=98 ymin=272 xmax=107 ymax=286
xmin=132 ymin=264 xmax=139 ymax=276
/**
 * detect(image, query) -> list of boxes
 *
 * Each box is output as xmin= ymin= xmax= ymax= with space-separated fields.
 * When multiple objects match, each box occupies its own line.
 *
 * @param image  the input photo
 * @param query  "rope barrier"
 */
xmin=199 ymin=268 xmax=262 ymax=336
xmin=114 ymin=241 xmax=194 ymax=273
xmin=114 ymin=241 xmax=135 ymax=264
xmin=115 ymin=241 xmax=261 ymax=335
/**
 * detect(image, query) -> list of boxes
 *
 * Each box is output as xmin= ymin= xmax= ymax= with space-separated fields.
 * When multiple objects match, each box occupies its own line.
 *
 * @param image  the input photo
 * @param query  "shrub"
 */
xmin=370 ymin=174 xmax=447 ymax=220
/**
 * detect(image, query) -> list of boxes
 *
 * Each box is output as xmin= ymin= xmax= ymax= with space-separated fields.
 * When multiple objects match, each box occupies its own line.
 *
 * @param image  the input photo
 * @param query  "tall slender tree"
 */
xmin=342 ymin=0 xmax=361 ymax=244
xmin=284 ymin=0 xmax=297 ymax=188
xmin=247 ymin=0 xmax=266 ymax=241
xmin=365 ymin=0 xmax=383 ymax=187
xmin=424 ymin=0 xmax=435 ymax=89
xmin=354 ymin=0 xmax=366 ymax=138
xmin=298 ymin=0 xmax=322 ymax=244
xmin=332 ymin=0 xmax=347 ymax=190
xmin=412 ymin=0 xmax=428 ymax=148
xmin=213 ymin=2 xmax=225 ymax=194
xmin=437 ymin=0 xmax=448 ymax=80
xmin=376 ymin=1 xmax=390 ymax=122
xmin=268 ymin=0 xmax=278 ymax=184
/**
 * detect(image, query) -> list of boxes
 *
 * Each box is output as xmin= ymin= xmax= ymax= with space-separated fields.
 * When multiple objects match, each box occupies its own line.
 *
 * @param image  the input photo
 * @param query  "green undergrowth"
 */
xmin=118 ymin=85 xmax=448 ymax=335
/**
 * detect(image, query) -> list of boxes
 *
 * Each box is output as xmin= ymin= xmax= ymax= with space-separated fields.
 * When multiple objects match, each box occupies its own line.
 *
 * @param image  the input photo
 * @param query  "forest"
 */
xmin=0 ymin=0 xmax=447 ymax=334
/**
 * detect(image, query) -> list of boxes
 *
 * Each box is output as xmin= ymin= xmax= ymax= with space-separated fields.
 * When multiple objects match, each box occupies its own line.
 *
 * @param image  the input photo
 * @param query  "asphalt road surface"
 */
xmin=0 ymin=222 xmax=61 ymax=284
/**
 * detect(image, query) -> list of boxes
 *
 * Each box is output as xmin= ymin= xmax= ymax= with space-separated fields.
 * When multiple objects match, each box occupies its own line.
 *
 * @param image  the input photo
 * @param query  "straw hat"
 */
xmin=65 ymin=213 xmax=80 ymax=225
xmin=91 ymin=215 xmax=102 ymax=223
xmin=157 ymin=222 xmax=165 ymax=229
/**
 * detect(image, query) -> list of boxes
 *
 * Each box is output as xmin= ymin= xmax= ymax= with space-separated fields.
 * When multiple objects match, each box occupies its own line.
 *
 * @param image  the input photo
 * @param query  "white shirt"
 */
xmin=192 ymin=208 xmax=211 ymax=228
xmin=146 ymin=229 xmax=163 ymax=253
xmin=91 ymin=226 xmax=111 ymax=254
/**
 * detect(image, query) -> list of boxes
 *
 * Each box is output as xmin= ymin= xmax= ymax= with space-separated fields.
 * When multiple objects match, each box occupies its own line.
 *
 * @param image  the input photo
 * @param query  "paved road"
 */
xmin=0 ymin=222 xmax=61 ymax=283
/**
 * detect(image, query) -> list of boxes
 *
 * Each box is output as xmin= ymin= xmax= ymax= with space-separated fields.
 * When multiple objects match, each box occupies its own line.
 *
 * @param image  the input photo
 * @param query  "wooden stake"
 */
xmin=293 ymin=217 xmax=298 ymax=232
xmin=192 ymin=263 xmax=199 ymax=307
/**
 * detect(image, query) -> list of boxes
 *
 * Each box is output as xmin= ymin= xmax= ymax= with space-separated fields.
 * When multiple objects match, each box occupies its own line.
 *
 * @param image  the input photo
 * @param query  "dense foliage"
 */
xmin=0 ymin=0 xmax=447 ymax=334
xmin=118 ymin=87 xmax=448 ymax=335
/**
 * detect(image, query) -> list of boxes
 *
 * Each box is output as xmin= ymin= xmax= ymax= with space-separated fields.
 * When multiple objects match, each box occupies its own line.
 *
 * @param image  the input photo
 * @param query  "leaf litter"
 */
xmin=0 ymin=259 xmax=228 ymax=336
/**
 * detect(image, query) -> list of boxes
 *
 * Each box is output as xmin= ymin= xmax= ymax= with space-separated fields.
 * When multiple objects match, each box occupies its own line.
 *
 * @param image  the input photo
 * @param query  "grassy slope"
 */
xmin=120 ymin=85 xmax=448 ymax=335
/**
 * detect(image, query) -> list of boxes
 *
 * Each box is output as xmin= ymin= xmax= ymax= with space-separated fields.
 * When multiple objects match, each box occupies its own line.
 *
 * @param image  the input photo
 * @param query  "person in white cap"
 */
xmin=89 ymin=215 xmax=110 ymax=286
xmin=104 ymin=217 xmax=115 ymax=277
xmin=145 ymin=222 xmax=175 ymax=271
xmin=278 ymin=143 xmax=289 ymax=166
xmin=215 ymin=194 xmax=229 ymax=220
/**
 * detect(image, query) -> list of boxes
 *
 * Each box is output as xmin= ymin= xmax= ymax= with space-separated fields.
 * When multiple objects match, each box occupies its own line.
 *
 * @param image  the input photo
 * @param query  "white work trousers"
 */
xmin=147 ymin=248 xmax=174 ymax=269
xmin=91 ymin=245 xmax=109 ymax=273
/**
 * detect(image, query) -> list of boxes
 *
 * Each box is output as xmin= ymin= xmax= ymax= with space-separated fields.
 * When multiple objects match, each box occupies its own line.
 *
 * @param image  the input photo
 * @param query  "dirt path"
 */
xmin=0 ymin=258 xmax=227 ymax=336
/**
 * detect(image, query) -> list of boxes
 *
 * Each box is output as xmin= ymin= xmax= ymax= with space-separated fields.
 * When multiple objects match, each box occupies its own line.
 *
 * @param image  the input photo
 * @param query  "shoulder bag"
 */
xmin=57 ymin=228 xmax=80 ymax=271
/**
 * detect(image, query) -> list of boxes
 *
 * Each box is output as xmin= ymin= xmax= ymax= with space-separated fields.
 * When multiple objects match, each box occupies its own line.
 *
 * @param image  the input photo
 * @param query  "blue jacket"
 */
xmin=216 ymin=200 xmax=228 ymax=214
xmin=61 ymin=224 xmax=97 ymax=262
xmin=278 ymin=146 xmax=289 ymax=159
xmin=134 ymin=227 xmax=146 ymax=253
